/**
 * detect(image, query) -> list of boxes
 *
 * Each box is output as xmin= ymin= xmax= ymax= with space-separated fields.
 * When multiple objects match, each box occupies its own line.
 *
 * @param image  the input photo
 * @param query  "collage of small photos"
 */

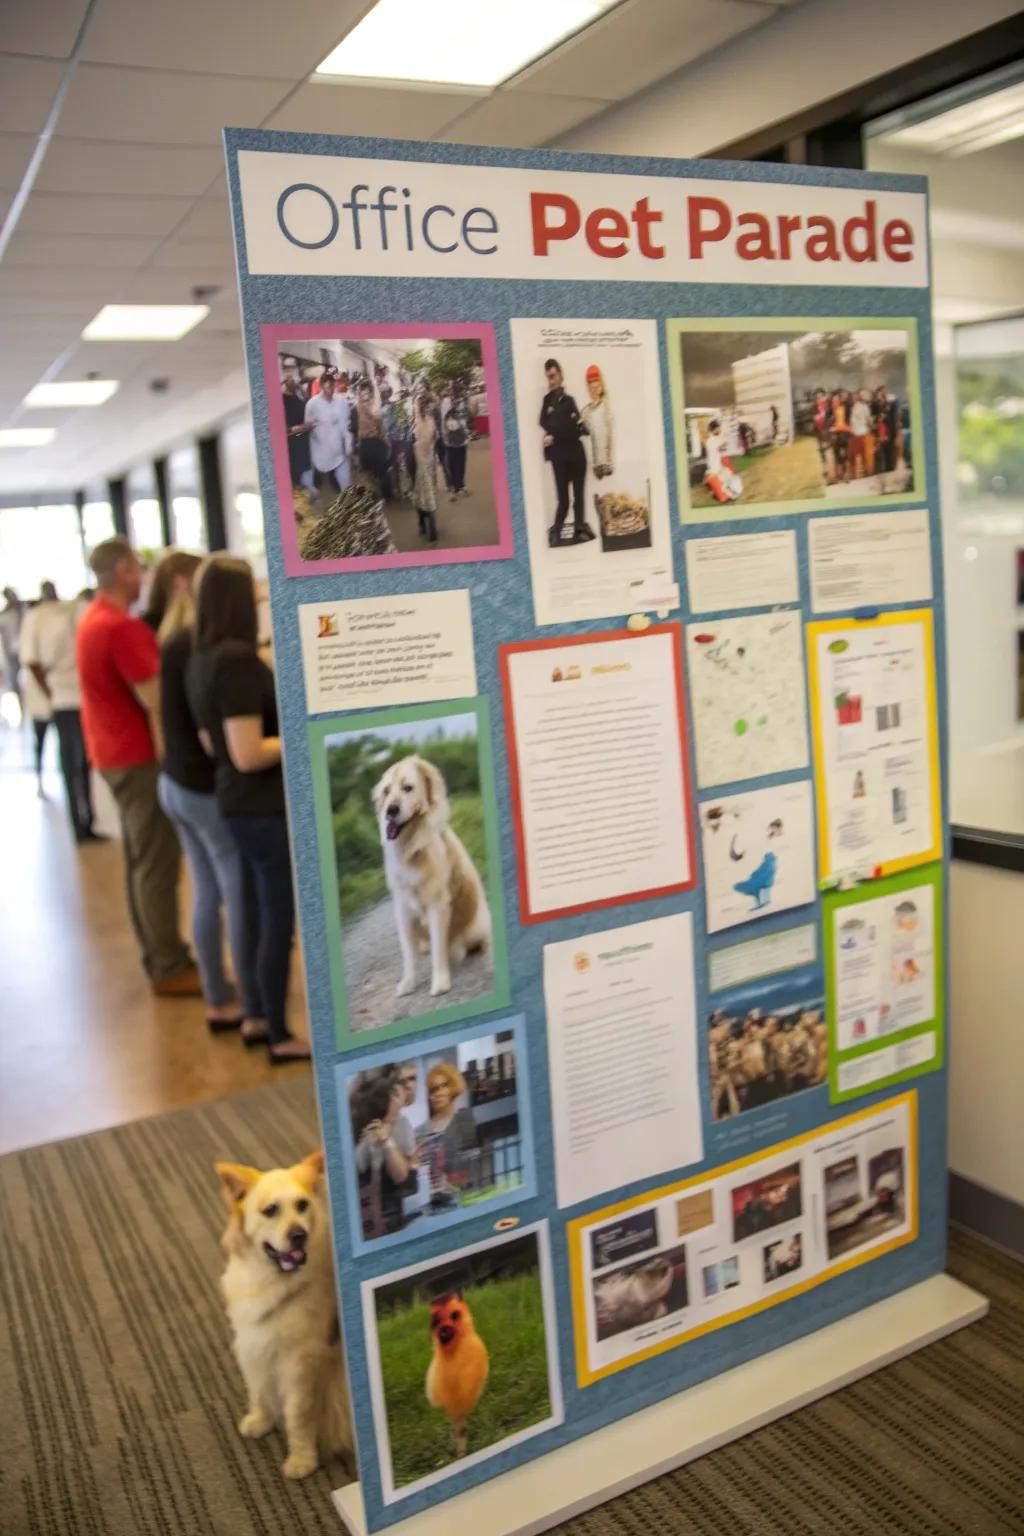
xmin=263 ymin=314 xmax=942 ymax=1508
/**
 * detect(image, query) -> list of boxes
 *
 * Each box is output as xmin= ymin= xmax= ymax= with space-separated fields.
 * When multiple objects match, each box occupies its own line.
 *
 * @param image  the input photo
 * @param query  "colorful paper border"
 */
xmin=361 ymin=1220 xmax=564 ymax=1505
xmin=568 ymin=1088 xmax=918 ymax=1387
xmin=667 ymin=316 xmax=926 ymax=524
xmin=334 ymin=1014 xmax=536 ymax=1257
xmin=806 ymin=608 xmax=942 ymax=881
xmin=308 ymin=696 xmax=510 ymax=1049
xmin=261 ymin=322 xmax=515 ymax=575
xmin=823 ymin=864 xmax=944 ymax=1103
xmin=498 ymin=625 xmax=697 ymax=923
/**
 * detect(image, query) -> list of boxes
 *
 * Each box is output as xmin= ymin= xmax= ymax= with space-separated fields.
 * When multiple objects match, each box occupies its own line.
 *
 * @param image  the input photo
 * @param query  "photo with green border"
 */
xmin=823 ymin=862 xmax=943 ymax=1103
xmin=667 ymin=317 xmax=925 ymax=523
xmin=309 ymin=696 xmax=509 ymax=1049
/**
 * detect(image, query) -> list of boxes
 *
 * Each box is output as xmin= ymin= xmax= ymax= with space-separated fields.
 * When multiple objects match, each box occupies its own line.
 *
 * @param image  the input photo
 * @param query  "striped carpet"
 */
xmin=1 ymin=1079 xmax=1021 ymax=1536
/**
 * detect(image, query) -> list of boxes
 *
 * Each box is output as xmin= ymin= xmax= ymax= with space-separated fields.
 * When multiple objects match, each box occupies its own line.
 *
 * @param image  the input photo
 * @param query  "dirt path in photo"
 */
xmin=343 ymin=897 xmax=496 ymax=1033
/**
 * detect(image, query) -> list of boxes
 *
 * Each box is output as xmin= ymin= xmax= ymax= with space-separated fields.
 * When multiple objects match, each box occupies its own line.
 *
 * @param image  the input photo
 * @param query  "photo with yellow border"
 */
xmin=807 ymin=608 xmax=942 ymax=882
xmin=568 ymin=1090 xmax=917 ymax=1388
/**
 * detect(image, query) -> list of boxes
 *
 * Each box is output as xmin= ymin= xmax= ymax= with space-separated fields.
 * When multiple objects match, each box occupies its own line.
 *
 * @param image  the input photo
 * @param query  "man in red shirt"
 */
xmin=77 ymin=536 xmax=199 ymax=995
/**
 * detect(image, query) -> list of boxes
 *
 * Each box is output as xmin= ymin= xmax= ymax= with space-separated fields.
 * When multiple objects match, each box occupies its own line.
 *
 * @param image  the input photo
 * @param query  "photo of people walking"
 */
xmin=269 ymin=329 xmax=510 ymax=569
xmin=675 ymin=323 xmax=917 ymax=515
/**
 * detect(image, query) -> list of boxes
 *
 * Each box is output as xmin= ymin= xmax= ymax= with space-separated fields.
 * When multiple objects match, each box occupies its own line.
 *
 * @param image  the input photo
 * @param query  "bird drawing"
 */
xmin=733 ymin=850 xmax=778 ymax=910
xmin=425 ymin=1292 xmax=489 ymax=1458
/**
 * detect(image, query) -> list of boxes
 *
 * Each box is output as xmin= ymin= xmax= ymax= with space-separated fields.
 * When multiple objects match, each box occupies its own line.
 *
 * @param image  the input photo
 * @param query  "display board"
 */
xmin=225 ymin=129 xmax=948 ymax=1533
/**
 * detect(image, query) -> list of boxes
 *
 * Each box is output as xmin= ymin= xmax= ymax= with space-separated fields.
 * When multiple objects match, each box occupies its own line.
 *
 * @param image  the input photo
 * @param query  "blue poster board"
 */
xmin=225 ymin=129 xmax=947 ymax=1532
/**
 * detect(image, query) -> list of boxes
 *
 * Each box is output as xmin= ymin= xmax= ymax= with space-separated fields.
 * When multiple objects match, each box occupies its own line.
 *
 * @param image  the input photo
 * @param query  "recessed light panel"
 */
xmin=25 ymin=380 xmax=119 ymax=408
xmin=316 ymin=0 xmax=618 ymax=88
xmin=0 ymin=428 xmax=57 ymax=447
xmin=82 ymin=304 xmax=210 ymax=341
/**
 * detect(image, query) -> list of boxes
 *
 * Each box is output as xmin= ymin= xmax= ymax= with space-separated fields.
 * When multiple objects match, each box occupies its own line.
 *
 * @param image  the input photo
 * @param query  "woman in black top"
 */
xmin=150 ymin=549 xmax=265 ymax=1039
xmin=186 ymin=555 xmax=309 ymax=1062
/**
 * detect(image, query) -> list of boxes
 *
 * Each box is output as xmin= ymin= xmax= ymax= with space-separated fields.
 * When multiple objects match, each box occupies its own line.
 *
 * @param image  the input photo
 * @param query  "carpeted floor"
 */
xmin=1 ymin=1080 xmax=1022 ymax=1536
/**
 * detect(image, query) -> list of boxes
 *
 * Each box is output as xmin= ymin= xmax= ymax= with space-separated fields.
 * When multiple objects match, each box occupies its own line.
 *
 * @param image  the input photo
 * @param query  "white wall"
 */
xmin=556 ymin=0 xmax=1024 ymax=157
xmin=949 ymin=861 xmax=1024 ymax=1204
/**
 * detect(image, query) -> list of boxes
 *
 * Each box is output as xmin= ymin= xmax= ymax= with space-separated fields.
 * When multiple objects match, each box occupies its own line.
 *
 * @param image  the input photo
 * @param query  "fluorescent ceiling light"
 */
xmin=25 ymin=379 xmax=119 ymax=408
xmin=82 ymin=304 xmax=209 ymax=341
xmin=316 ymin=0 xmax=619 ymax=88
xmin=0 ymin=428 xmax=57 ymax=448
xmin=872 ymin=71 xmax=1024 ymax=157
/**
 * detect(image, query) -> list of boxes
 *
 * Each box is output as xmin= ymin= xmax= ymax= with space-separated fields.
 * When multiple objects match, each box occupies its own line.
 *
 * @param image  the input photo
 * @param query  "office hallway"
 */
xmin=0 ymin=718 xmax=309 ymax=1157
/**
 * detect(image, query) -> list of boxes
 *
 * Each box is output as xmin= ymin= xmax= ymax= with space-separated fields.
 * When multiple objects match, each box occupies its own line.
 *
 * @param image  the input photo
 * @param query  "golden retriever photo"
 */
xmin=373 ymin=754 xmax=491 ymax=999
xmin=215 ymin=1150 xmax=353 ymax=1480
xmin=318 ymin=705 xmax=507 ymax=1035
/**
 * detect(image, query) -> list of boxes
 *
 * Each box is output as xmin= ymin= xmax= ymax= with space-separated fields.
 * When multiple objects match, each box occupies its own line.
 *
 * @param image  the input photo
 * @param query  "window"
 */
xmin=865 ymin=73 xmax=1024 ymax=843
xmin=167 ymin=444 xmax=207 ymax=550
xmin=0 ymin=504 xmax=88 ymax=599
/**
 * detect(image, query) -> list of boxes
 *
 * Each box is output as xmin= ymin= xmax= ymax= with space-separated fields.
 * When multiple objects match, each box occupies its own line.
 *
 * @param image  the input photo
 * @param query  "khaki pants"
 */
xmin=103 ymin=762 xmax=192 ymax=981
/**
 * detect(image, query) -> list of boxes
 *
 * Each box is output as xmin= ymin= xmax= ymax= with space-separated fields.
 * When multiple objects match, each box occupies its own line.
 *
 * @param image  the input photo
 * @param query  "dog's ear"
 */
xmin=294 ymin=1148 xmax=326 ymax=1192
xmin=215 ymin=1162 xmax=261 ymax=1211
xmin=371 ymin=771 xmax=388 ymax=813
xmin=418 ymin=757 xmax=448 ymax=813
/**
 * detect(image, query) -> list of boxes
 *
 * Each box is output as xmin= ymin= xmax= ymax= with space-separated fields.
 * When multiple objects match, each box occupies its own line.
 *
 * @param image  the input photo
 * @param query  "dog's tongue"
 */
xmin=279 ymin=1249 xmax=305 ymax=1272
xmin=386 ymin=820 xmax=400 ymax=841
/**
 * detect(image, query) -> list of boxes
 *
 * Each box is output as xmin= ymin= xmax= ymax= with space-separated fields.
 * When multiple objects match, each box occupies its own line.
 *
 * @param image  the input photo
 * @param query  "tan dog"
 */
xmin=215 ymin=1150 xmax=353 ymax=1480
xmin=372 ymin=754 xmax=491 ymax=999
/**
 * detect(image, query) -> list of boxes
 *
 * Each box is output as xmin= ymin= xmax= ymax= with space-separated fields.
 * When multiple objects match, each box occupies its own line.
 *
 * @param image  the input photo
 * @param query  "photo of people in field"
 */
xmin=273 ymin=330 xmax=505 ymax=563
xmin=677 ymin=324 xmax=916 ymax=514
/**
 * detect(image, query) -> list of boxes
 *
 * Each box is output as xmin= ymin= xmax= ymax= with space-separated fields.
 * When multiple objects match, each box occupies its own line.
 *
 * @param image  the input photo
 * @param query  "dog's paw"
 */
xmin=282 ymin=1451 xmax=319 ymax=1480
xmin=239 ymin=1410 xmax=274 ymax=1439
xmin=429 ymin=975 xmax=451 ymax=997
xmin=396 ymin=974 xmax=416 ymax=997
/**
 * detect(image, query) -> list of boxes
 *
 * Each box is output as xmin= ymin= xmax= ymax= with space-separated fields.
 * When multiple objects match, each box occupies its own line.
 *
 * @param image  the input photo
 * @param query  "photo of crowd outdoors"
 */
xmin=347 ymin=1030 xmax=525 ymax=1245
xmin=678 ymin=326 xmax=916 ymax=511
xmin=708 ymin=989 xmax=828 ymax=1121
xmin=275 ymin=332 xmax=502 ymax=561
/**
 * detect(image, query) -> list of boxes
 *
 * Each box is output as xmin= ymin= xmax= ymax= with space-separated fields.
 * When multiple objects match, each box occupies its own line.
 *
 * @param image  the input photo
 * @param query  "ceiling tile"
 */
xmin=1 ymin=0 xmax=90 ymax=59
xmin=36 ymin=139 xmax=222 ymax=196
xmin=171 ymin=198 xmax=233 ymax=241
xmin=511 ymin=0 xmax=769 ymax=102
xmin=17 ymin=191 xmax=194 ymax=237
xmin=82 ymin=0 xmax=369 ymax=80
xmin=0 ymin=56 xmax=65 ymax=136
xmin=149 ymin=237 xmax=234 ymax=270
xmin=3 ymin=231 xmax=162 ymax=269
xmin=56 ymin=63 xmax=294 ymax=147
xmin=266 ymin=79 xmax=481 ymax=140
xmin=0 ymin=133 xmax=37 ymax=192
xmin=435 ymin=92 xmax=608 ymax=149
xmin=0 ymin=266 xmax=116 ymax=298
xmin=120 ymin=268 xmax=234 ymax=303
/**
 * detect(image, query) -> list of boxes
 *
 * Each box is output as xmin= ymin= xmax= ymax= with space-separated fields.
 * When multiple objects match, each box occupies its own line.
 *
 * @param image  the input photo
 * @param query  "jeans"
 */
xmin=102 ymin=762 xmax=192 ymax=982
xmin=446 ymin=444 xmax=467 ymax=493
xmin=158 ymin=774 xmax=261 ymax=1015
xmin=53 ymin=708 xmax=94 ymax=839
xmin=226 ymin=813 xmax=295 ymax=1046
xmin=551 ymin=454 xmax=586 ymax=534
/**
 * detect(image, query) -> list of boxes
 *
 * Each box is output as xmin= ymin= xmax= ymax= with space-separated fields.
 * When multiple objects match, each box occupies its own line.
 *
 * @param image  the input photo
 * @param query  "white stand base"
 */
xmin=332 ymin=1273 xmax=986 ymax=1536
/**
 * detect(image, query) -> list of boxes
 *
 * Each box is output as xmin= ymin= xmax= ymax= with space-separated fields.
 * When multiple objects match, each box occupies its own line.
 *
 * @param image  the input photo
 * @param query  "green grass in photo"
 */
xmin=690 ymin=438 xmax=824 ymax=508
xmin=377 ymin=1271 xmax=551 ymax=1487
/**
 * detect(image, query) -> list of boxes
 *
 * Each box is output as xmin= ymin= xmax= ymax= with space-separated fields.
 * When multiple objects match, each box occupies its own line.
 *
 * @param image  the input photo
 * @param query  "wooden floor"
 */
xmin=0 ymin=716 xmax=310 ymax=1156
